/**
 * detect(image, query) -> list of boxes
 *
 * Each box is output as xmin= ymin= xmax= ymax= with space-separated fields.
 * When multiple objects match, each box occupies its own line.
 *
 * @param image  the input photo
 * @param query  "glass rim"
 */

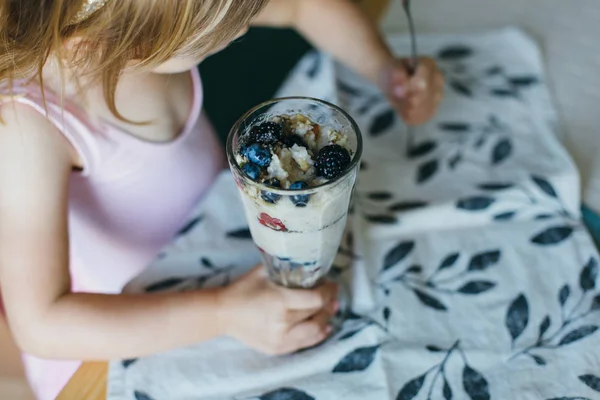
xmin=226 ymin=96 xmax=363 ymax=196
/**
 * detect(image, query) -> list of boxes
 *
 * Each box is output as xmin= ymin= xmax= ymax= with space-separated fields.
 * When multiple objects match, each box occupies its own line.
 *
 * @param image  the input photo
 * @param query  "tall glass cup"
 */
xmin=226 ymin=98 xmax=362 ymax=292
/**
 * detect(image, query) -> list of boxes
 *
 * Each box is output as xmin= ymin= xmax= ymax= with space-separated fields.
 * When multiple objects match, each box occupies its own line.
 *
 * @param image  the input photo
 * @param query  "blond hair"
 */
xmin=0 ymin=0 xmax=268 ymax=120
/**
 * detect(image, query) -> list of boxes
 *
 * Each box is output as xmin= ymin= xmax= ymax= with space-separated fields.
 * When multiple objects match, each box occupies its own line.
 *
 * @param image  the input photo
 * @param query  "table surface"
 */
xmin=57 ymin=3 xmax=389 ymax=398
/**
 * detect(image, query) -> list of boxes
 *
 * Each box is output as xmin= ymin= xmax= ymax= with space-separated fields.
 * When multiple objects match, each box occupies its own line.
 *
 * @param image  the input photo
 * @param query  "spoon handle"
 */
xmin=402 ymin=0 xmax=419 ymax=75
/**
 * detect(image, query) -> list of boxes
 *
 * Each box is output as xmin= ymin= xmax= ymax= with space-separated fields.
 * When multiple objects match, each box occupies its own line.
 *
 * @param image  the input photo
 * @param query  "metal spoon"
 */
xmin=402 ymin=0 xmax=419 ymax=151
xmin=402 ymin=0 xmax=419 ymax=75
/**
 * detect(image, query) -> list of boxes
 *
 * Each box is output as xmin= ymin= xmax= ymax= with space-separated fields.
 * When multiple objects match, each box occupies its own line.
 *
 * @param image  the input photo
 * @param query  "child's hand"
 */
xmin=217 ymin=266 xmax=339 ymax=355
xmin=380 ymin=57 xmax=445 ymax=126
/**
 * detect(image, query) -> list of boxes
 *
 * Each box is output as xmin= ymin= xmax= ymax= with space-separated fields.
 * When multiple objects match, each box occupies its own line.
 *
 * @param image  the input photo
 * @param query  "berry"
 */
xmin=315 ymin=144 xmax=351 ymax=179
xmin=261 ymin=179 xmax=282 ymax=204
xmin=250 ymin=122 xmax=282 ymax=145
xmin=282 ymin=134 xmax=307 ymax=149
xmin=241 ymin=163 xmax=261 ymax=181
xmin=289 ymin=181 xmax=310 ymax=207
xmin=246 ymin=143 xmax=271 ymax=167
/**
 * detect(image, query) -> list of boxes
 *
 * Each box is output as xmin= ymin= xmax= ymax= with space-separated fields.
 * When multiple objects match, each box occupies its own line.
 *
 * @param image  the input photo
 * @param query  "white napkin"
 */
xmin=108 ymin=28 xmax=600 ymax=400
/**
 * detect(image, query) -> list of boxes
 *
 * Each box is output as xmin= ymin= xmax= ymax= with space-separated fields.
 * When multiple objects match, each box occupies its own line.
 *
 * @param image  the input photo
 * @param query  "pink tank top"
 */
xmin=1 ymin=69 xmax=225 ymax=399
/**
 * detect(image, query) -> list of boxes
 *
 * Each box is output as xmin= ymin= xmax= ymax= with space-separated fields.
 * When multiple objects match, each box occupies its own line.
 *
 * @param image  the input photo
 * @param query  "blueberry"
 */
xmin=289 ymin=181 xmax=310 ymax=207
xmin=239 ymin=144 xmax=249 ymax=158
xmin=241 ymin=163 xmax=261 ymax=181
xmin=250 ymin=122 xmax=282 ymax=145
xmin=315 ymin=144 xmax=351 ymax=179
xmin=246 ymin=143 xmax=272 ymax=167
xmin=261 ymin=178 xmax=281 ymax=204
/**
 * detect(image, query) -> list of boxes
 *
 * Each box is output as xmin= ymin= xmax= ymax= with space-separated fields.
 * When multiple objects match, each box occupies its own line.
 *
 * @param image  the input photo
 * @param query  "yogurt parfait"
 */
xmin=227 ymin=97 xmax=362 ymax=289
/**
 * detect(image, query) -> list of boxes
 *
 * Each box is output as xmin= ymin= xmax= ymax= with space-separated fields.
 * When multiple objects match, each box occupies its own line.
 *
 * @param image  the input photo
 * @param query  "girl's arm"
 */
xmin=0 ymin=104 xmax=335 ymax=359
xmin=253 ymin=0 xmax=444 ymax=125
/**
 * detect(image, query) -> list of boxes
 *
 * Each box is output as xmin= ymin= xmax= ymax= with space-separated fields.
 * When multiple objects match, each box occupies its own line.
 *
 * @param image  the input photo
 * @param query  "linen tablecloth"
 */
xmin=108 ymin=28 xmax=600 ymax=400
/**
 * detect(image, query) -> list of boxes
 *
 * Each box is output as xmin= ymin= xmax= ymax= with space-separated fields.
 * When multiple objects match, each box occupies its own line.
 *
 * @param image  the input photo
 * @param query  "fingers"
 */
xmin=395 ymin=57 xmax=444 ymax=125
xmin=380 ymin=60 xmax=410 ymax=100
xmin=285 ymin=298 xmax=339 ymax=325
xmin=281 ymin=308 xmax=334 ymax=353
xmin=279 ymin=281 xmax=338 ymax=310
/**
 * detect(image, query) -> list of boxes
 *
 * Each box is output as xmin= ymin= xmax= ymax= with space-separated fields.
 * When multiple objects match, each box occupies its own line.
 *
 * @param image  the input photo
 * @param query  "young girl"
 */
xmin=0 ymin=0 xmax=444 ymax=398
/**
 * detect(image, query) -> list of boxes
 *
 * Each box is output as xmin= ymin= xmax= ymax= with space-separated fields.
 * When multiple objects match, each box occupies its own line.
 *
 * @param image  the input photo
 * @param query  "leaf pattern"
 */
xmin=457 ymin=281 xmax=496 ymax=294
xmin=134 ymin=391 xmax=155 ymax=400
xmin=367 ymin=192 xmax=394 ymax=201
xmin=494 ymin=211 xmax=516 ymax=221
xmin=580 ymin=258 xmax=598 ymax=292
xmin=506 ymin=294 xmax=529 ymax=342
xmin=438 ymin=253 xmax=460 ymax=270
xmin=510 ymin=76 xmax=539 ymax=87
xmin=532 ymin=176 xmax=558 ymax=198
xmin=382 ymin=241 xmax=415 ymax=271
xmin=591 ymin=294 xmax=600 ymax=311
xmin=439 ymin=122 xmax=471 ymax=132
xmin=530 ymin=354 xmax=546 ymax=366
xmin=416 ymin=159 xmax=439 ymax=184
xmin=145 ymin=278 xmax=184 ymax=293
xmin=457 ymin=197 xmax=495 ymax=211
xmin=413 ymin=289 xmax=448 ymax=311
xmin=492 ymin=138 xmax=512 ymax=165
xmin=405 ymin=265 xmax=423 ymax=274
xmin=559 ymin=284 xmax=571 ymax=306
xmin=546 ymin=398 xmax=593 ymax=400
xmin=449 ymin=154 xmax=463 ymax=169
xmin=370 ymin=109 xmax=396 ymax=136
xmin=491 ymin=88 xmax=516 ymax=98
xmin=122 ymin=359 xmax=138 ymax=368
xmin=467 ymin=250 xmax=501 ymax=271
xmin=389 ymin=201 xmax=428 ymax=212
xmin=396 ymin=374 xmax=426 ymax=400
xmin=450 ymin=80 xmax=473 ymax=97
xmin=558 ymin=325 xmax=599 ymax=346
xmin=259 ymin=387 xmax=316 ymax=400
xmin=538 ymin=315 xmax=551 ymax=341
xmin=426 ymin=345 xmax=444 ymax=352
xmin=332 ymin=345 xmax=380 ymax=373
xmin=478 ymin=183 xmax=514 ymax=191
xmin=365 ymin=215 xmax=398 ymax=224
xmin=226 ymin=228 xmax=252 ymax=239
xmin=443 ymin=379 xmax=453 ymax=400
xmin=339 ymin=327 xmax=364 ymax=341
xmin=176 ymin=216 xmax=203 ymax=236
xmin=579 ymin=375 xmax=600 ymax=392
xmin=531 ymin=226 xmax=574 ymax=245
xmin=408 ymin=141 xmax=437 ymax=158
xmin=463 ymin=365 xmax=490 ymax=400
xmin=306 ymin=52 xmax=322 ymax=79
xmin=439 ymin=46 xmax=473 ymax=60
xmin=383 ymin=307 xmax=391 ymax=323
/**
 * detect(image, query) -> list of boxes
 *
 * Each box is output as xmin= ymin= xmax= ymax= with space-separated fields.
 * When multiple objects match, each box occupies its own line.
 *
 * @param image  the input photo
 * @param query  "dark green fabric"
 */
xmin=198 ymin=28 xmax=313 ymax=144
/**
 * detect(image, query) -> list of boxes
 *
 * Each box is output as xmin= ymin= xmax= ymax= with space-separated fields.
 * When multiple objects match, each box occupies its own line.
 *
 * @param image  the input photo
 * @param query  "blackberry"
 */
xmin=249 ymin=122 xmax=282 ymax=145
xmin=315 ymin=145 xmax=351 ymax=179
xmin=246 ymin=143 xmax=271 ymax=167
xmin=241 ymin=163 xmax=261 ymax=181
xmin=289 ymin=181 xmax=310 ymax=207
xmin=261 ymin=179 xmax=282 ymax=204
xmin=282 ymin=134 xmax=307 ymax=149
